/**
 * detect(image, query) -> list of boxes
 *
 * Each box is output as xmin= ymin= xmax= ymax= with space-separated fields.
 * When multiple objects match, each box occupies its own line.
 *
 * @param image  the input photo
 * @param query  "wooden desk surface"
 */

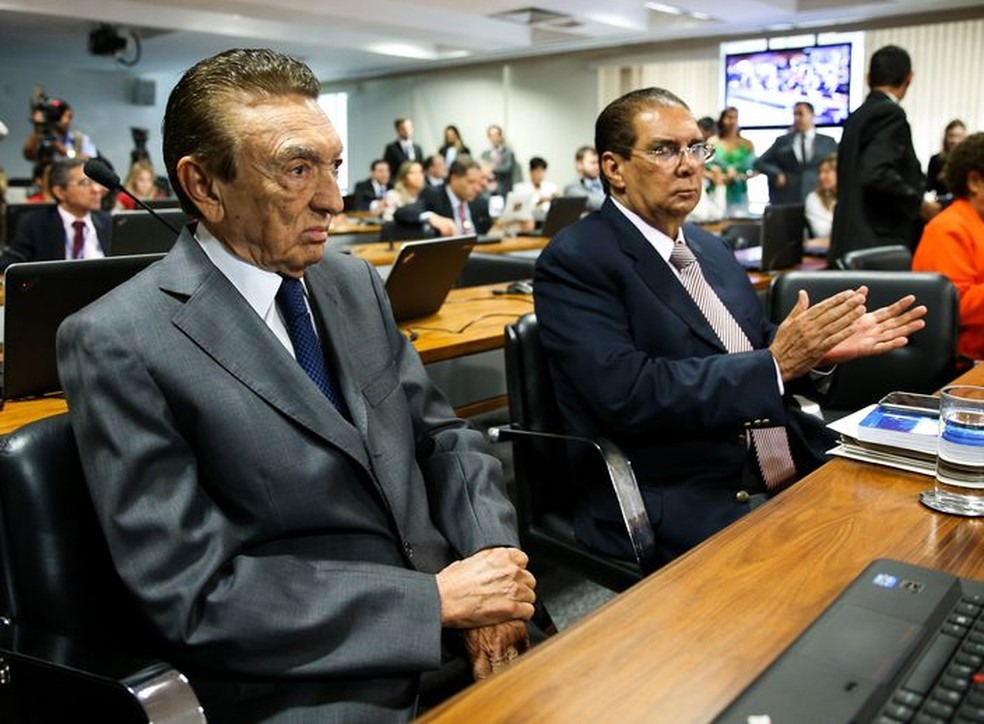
xmin=349 ymin=236 xmax=550 ymax=267
xmin=0 ymin=284 xmax=531 ymax=434
xmin=419 ymin=365 xmax=984 ymax=724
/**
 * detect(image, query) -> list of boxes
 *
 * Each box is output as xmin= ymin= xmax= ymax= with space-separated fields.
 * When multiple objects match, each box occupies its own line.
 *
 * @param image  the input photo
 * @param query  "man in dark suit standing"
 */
xmin=383 ymin=117 xmax=423 ymax=182
xmin=1 ymin=157 xmax=111 ymax=270
xmin=534 ymin=87 xmax=925 ymax=562
xmin=395 ymin=159 xmax=492 ymax=236
xmin=350 ymin=158 xmax=391 ymax=213
xmin=754 ymin=102 xmax=838 ymax=205
xmin=829 ymin=45 xmax=930 ymax=266
xmin=56 ymin=49 xmax=534 ymax=722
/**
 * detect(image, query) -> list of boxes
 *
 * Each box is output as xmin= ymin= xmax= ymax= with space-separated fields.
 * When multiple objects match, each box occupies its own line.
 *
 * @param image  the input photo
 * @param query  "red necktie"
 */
xmin=71 ymin=221 xmax=86 ymax=259
xmin=668 ymin=238 xmax=797 ymax=489
xmin=458 ymin=201 xmax=469 ymax=234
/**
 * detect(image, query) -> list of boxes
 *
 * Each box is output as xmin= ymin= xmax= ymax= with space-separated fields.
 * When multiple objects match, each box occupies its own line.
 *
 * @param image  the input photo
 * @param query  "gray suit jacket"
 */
xmin=56 ymin=227 xmax=519 ymax=722
xmin=753 ymin=131 xmax=838 ymax=205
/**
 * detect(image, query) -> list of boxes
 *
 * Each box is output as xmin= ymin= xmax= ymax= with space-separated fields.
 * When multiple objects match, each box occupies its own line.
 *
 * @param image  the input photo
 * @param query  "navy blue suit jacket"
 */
xmin=534 ymin=199 xmax=832 ymax=561
xmin=2 ymin=205 xmax=111 ymax=271
xmin=754 ymin=131 xmax=838 ymax=204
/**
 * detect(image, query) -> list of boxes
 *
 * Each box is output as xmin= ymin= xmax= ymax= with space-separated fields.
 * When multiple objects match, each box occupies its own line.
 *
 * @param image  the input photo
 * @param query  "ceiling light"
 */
xmin=645 ymin=2 xmax=684 ymax=15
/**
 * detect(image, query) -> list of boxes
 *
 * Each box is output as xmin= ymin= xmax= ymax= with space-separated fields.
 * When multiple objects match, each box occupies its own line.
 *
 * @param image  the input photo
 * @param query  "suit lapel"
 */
xmin=602 ymin=202 xmax=725 ymax=352
xmin=159 ymin=230 xmax=371 ymax=473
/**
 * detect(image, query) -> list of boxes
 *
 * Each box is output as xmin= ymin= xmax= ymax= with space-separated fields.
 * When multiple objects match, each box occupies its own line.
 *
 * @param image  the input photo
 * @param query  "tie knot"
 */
xmin=72 ymin=220 xmax=85 ymax=231
xmin=276 ymin=275 xmax=308 ymax=322
xmin=668 ymin=239 xmax=696 ymax=271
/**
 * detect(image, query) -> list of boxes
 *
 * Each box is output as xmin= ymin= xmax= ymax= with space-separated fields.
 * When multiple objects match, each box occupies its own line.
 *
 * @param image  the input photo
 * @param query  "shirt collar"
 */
xmin=610 ymin=197 xmax=684 ymax=266
xmin=56 ymin=205 xmax=91 ymax=225
xmin=195 ymin=224 xmax=288 ymax=321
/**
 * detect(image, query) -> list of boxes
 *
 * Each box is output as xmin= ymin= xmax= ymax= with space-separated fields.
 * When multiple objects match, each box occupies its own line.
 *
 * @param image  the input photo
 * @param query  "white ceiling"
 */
xmin=0 ymin=0 xmax=981 ymax=81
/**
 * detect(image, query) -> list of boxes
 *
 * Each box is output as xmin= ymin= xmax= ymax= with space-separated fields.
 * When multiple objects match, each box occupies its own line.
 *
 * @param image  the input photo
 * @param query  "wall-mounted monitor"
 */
xmin=723 ymin=43 xmax=853 ymax=129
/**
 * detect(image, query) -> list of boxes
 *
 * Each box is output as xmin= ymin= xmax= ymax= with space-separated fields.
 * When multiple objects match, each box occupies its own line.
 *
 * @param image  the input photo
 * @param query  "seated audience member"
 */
xmin=351 ymin=159 xmax=391 ymax=213
xmin=481 ymin=124 xmax=516 ymax=195
xmin=564 ymin=146 xmax=605 ymax=211
xmin=56 ymin=48 xmax=534 ymax=722
xmin=438 ymin=124 xmax=470 ymax=167
xmin=395 ymin=159 xmax=492 ymax=236
xmin=382 ymin=160 xmax=425 ymax=221
xmin=912 ymin=132 xmax=984 ymax=360
xmin=534 ymin=87 xmax=926 ymax=562
xmin=926 ymin=119 xmax=967 ymax=199
xmin=115 ymin=160 xmax=160 ymax=210
xmin=513 ymin=156 xmax=559 ymax=222
xmin=424 ymin=153 xmax=447 ymax=187
xmin=804 ymin=154 xmax=838 ymax=241
xmin=25 ymin=161 xmax=54 ymax=202
xmin=697 ymin=115 xmax=717 ymax=141
xmin=1 ymin=157 xmax=110 ymax=270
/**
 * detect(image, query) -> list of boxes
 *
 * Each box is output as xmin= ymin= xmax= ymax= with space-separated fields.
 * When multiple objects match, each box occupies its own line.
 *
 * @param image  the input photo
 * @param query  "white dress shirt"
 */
xmin=57 ymin=205 xmax=104 ymax=260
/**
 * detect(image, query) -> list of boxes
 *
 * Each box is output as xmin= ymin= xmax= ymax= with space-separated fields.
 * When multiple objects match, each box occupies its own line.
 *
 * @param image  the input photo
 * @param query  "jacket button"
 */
xmin=736 ymin=490 xmax=750 ymax=504
xmin=404 ymin=541 xmax=414 ymax=559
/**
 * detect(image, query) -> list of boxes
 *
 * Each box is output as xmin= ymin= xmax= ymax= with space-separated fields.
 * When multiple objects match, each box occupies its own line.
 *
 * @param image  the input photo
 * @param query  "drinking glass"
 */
xmin=923 ymin=385 xmax=984 ymax=516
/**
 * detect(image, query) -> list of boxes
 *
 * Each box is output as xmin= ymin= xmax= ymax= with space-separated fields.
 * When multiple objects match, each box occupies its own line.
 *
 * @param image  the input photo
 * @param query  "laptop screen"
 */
xmin=384 ymin=235 xmax=476 ymax=322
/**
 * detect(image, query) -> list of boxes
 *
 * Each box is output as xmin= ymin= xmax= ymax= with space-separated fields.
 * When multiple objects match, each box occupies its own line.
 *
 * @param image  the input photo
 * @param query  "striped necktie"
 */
xmin=668 ymin=238 xmax=796 ymax=490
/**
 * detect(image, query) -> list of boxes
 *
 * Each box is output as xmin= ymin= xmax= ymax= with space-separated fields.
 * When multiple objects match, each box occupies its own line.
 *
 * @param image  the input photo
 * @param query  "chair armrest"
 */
xmin=0 ymin=619 xmax=205 ymax=723
xmin=489 ymin=425 xmax=659 ymax=574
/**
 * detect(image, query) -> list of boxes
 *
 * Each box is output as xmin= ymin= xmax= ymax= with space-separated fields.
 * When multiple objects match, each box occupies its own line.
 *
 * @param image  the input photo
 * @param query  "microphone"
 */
xmin=83 ymin=158 xmax=182 ymax=235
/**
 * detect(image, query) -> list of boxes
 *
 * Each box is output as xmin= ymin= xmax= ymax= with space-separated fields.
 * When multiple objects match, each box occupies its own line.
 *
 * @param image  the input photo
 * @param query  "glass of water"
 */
xmin=924 ymin=385 xmax=984 ymax=516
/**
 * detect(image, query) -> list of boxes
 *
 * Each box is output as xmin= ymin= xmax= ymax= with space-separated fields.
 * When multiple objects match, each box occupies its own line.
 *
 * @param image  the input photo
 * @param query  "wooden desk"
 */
xmin=0 ymin=284 xmax=532 ymax=434
xmin=349 ymin=236 xmax=550 ymax=267
xmin=419 ymin=365 xmax=984 ymax=723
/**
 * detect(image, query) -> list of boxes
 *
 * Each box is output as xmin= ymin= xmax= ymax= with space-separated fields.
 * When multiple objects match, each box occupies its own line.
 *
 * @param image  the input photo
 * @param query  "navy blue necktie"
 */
xmin=276 ymin=276 xmax=349 ymax=417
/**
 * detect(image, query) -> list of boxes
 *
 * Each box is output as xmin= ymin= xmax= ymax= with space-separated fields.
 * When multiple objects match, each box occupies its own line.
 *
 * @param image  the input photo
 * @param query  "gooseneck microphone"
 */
xmin=83 ymin=158 xmax=182 ymax=235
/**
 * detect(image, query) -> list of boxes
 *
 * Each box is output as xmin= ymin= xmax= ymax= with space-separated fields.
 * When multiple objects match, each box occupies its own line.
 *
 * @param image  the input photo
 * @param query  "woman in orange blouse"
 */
xmin=912 ymin=132 xmax=984 ymax=359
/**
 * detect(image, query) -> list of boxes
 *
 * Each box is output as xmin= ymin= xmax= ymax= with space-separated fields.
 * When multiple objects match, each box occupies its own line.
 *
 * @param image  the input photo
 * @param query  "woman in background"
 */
xmin=115 ymin=160 xmax=159 ymax=210
xmin=438 ymin=125 xmax=470 ymax=167
xmin=926 ymin=119 xmax=966 ymax=199
xmin=804 ymin=154 xmax=838 ymax=241
xmin=706 ymin=106 xmax=756 ymax=215
xmin=912 ymin=132 xmax=984 ymax=360
xmin=382 ymin=160 xmax=425 ymax=221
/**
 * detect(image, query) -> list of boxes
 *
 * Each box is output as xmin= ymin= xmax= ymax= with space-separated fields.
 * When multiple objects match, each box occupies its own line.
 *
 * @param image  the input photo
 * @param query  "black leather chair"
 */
xmin=455 ymin=252 xmax=535 ymax=288
xmin=490 ymin=313 xmax=661 ymax=592
xmin=770 ymin=271 xmax=961 ymax=418
xmin=379 ymin=220 xmax=436 ymax=244
xmin=838 ymin=244 xmax=913 ymax=271
xmin=0 ymin=413 xmax=205 ymax=722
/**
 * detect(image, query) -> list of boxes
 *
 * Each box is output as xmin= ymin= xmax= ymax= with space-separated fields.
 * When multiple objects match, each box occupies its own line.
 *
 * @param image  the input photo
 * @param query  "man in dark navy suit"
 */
xmin=382 ymin=117 xmax=423 ymax=183
xmin=1 ymin=157 xmax=111 ymax=270
xmin=394 ymin=159 xmax=492 ymax=236
xmin=534 ymin=87 xmax=926 ymax=562
xmin=754 ymin=102 xmax=838 ymax=205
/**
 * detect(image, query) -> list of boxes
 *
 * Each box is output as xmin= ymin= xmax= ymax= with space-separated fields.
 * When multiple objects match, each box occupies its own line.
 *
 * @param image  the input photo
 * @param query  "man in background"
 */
xmin=383 ymin=117 xmax=423 ymax=182
xmin=564 ymin=145 xmax=605 ymax=211
xmin=395 ymin=158 xmax=492 ymax=236
xmin=754 ymin=101 xmax=838 ymax=205
xmin=22 ymin=97 xmax=98 ymax=163
xmin=829 ymin=45 xmax=930 ymax=266
xmin=351 ymin=158 xmax=391 ymax=213
xmin=1 ymin=157 xmax=110 ymax=270
xmin=424 ymin=153 xmax=447 ymax=187
xmin=57 ymin=48 xmax=533 ymax=721
xmin=513 ymin=156 xmax=559 ymax=223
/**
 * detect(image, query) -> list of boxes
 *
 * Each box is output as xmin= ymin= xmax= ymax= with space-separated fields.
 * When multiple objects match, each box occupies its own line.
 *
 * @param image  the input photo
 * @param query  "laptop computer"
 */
xmin=385 ymin=235 xmax=476 ymax=322
xmin=109 ymin=209 xmax=189 ymax=256
xmin=498 ymin=190 xmax=536 ymax=225
xmin=3 ymin=254 xmax=165 ymax=399
xmin=539 ymin=196 xmax=588 ymax=238
xmin=715 ymin=558 xmax=984 ymax=724
xmin=732 ymin=203 xmax=805 ymax=271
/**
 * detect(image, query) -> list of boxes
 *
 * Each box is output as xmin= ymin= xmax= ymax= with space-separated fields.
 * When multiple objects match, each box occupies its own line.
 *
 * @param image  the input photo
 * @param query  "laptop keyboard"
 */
xmin=878 ymin=593 xmax=984 ymax=723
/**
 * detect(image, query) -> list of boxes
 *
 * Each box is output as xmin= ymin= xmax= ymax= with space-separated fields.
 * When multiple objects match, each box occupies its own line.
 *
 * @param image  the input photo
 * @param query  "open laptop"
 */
xmin=715 ymin=558 xmax=984 ymax=724
xmin=385 ymin=235 xmax=476 ymax=322
xmin=732 ymin=202 xmax=805 ymax=271
xmin=3 ymin=254 xmax=165 ymax=399
xmin=109 ymin=209 xmax=190 ymax=256
xmin=539 ymin=196 xmax=588 ymax=238
xmin=498 ymin=190 xmax=536 ymax=225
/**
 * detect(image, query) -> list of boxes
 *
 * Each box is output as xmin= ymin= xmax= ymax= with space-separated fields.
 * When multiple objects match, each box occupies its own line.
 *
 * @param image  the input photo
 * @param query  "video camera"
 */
xmin=130 ymin=127 xmax=150 ymax=165
xmin=30 ymin=89 xmax=69 ymax=164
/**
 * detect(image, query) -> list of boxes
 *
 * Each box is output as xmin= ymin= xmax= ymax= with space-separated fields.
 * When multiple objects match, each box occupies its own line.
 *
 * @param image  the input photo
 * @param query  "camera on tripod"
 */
xmin=30 ymin=91 xmax=69 ymax=164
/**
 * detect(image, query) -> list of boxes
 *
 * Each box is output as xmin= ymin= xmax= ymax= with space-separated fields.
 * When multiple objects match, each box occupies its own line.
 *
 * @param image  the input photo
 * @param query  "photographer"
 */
xmin=22 ymin=97 xmax=97 ymax=163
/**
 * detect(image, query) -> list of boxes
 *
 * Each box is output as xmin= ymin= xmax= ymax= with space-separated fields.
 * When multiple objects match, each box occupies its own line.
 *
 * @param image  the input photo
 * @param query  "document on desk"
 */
xmin=827 ymin=405 xmax=936 ymax=477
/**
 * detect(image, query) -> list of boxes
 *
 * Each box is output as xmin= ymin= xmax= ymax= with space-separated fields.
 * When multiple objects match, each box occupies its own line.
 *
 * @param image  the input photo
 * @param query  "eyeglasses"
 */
xmin=626 ymin=142 xmax=715 ymax=166
xmin=66 ymin=178 xmax=96 ymax=188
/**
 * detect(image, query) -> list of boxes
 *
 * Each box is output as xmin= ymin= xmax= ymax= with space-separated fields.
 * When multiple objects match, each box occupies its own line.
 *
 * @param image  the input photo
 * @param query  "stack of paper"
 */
xmin=826 ymin=405 xmax=938 ymax=477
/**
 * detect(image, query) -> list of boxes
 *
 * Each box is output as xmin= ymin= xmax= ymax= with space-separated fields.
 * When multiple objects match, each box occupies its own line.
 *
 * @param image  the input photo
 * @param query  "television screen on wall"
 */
xmin=723 ymin=43 xmax=852 ymax=129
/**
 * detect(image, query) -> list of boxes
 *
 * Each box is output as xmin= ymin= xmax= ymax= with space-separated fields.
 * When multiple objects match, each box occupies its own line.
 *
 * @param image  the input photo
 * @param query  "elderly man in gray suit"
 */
xmin=56 ymin=48 xmax=535 ymax=723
